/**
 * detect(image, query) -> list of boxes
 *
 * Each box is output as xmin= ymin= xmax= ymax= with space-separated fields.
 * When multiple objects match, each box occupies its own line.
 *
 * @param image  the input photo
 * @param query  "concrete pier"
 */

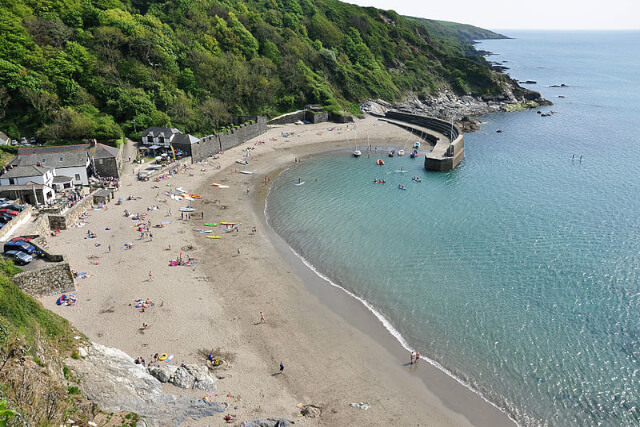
xmin=382 ymin=112 xmax=464 ymax=171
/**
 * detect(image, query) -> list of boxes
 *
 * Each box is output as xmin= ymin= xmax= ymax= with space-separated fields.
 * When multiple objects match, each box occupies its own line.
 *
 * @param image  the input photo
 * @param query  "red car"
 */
xmin=9 ymin=236 xmax=34 ymax=243
xmin=0 ymin=209 xmax=18 ymax=216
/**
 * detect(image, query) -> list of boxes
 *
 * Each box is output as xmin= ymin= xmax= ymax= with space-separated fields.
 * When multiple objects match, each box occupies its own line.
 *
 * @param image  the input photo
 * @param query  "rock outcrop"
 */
xmin=361 ymin=78 xmax=550 ymax=132
xmin=67 ymin=343 xmax=224 ymax=426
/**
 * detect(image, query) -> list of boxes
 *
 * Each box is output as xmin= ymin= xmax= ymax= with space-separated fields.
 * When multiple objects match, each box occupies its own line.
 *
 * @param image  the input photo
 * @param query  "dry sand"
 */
xmin=35 ymin=116 xmax=513 ymax=426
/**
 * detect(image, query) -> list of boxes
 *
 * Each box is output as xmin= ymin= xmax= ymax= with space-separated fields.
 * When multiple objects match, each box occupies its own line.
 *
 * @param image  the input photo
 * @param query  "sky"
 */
xmin=345 ymin=0 xmax=640 ymax=30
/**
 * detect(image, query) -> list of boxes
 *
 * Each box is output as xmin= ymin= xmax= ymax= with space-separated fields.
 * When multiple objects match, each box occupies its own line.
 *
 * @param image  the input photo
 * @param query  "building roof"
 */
xmin=89 ymin=142 xmax=119 ymax=159
xmin=11 ymin=144 xmax=90 ymax=168
xmin=1 ymin=165 xmax=50 ymax=179
xmin=172 ymin=134 xmax=200 ymax=145
xmin=141 ymin=127 xmax=182 ymax=138
xmin=0 ymin=183 xmax=46 ymax=191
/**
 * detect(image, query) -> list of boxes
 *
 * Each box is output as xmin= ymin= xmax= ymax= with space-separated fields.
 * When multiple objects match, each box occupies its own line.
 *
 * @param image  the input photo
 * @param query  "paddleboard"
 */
xmin=220 ymin=222 xmax=237 ymax=225
xmin=180 ymin=207 xmax=195 ymax=212
xmin=207 ymin=236 xmax=222 ymax=239
xmin=395 ymin=170 xmax=408 ymax=173
xmin=295 ymin=181 xmax=305 ymax=186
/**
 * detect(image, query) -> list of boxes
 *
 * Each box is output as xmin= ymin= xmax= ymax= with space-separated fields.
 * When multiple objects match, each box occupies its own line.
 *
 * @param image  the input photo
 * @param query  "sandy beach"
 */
xmin=34 ymin=116 xmax=512 ymax=426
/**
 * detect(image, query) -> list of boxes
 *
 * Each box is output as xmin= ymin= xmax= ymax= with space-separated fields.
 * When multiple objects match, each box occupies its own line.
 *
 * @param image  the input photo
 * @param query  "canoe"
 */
xmin=207 ymin=236 xmax=222 ymax=239
xmin=180 ymin=207 xmax=195 ymax=212
xmin=190 ymin=194 xmax=202 ymax=199
xmin=220 ymin=222 xmax=237 ymax=225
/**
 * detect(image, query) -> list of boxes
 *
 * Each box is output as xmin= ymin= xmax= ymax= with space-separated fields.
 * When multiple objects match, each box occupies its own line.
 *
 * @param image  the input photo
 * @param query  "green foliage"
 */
xmin=0 ymin=267 xmax=74 ymax=349
xmin=0 ymin=0 xmax=507 ymax=140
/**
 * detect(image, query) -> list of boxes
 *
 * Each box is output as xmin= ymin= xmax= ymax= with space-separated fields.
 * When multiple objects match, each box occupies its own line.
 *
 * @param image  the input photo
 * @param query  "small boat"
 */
xmin=398 ymin=149 xmax=405 ymax=156
xmin=410 ymin=150 xmax=419 ymax=158
xmin=397 ymin=184 xmax=407 ymax=190
xmin=388 ymin=150 xmax=395 ymax=157
xmin=180 ymin=207 xmax=195 ymax=212
xmin=412 ymin=176 xmax=422 ymax=182
xmin=413 ymin=141 xmax=421 ymax=148
xmin=376 ymin=159 xmax=385 ymax=165
xmin=236 ymin=159 xmax=248 ymax=165
xmin=353 ymin=150 xmax=362 ymax=158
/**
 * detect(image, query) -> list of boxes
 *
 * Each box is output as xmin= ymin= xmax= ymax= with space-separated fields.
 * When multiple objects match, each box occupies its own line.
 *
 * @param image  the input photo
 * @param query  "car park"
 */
xmin=4 ymin=241 xmax=36 ymax=255
xmin=3 ymin=250 xmax=33 ymax=265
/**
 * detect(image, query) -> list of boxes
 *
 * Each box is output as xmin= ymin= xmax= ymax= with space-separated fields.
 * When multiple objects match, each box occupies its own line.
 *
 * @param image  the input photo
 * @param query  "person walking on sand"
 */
xmin=260 ymin=311 xmax=265 ymax=323
xmin=280 ymin=361 xmax=284 ymax=374
xmin=410 ymin=351 xmax=415 ymax=365
xmin=148 ymin=271 xmax=153 ymax=281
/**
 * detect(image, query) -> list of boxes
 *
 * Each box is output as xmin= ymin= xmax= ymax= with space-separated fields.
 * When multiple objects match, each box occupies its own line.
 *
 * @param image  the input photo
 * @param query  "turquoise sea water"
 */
xmin=266 ymin=31 xmax=640 ymax=425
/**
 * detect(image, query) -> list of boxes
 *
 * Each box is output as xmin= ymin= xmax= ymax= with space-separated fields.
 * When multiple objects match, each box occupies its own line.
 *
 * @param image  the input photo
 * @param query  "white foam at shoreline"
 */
xmin=264 ymin=180 xmax=516 ymax=425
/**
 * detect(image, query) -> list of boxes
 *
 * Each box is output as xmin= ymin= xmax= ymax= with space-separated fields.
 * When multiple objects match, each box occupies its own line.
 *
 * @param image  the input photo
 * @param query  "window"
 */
xmin=9 ymin=178 xmax=15 ymax=185
xmin=99 ymin=159 xmax=104 ymax=165
xmin=42 ymin=158 xmax=46 ymax=163
xmin=159 ymin=137 xmax=165 ymax=144
xmin=148 ymin=136 xmax=153 ymax=143
xmin=59 ymin=157 xmax=63 ymax=162
xmin=75 ymin=174 xmax=81 ymax=181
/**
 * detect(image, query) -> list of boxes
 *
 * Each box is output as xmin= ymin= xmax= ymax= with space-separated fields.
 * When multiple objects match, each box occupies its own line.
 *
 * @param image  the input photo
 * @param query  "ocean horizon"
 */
xmin=266 ymin=30 xmax=640 ymax=425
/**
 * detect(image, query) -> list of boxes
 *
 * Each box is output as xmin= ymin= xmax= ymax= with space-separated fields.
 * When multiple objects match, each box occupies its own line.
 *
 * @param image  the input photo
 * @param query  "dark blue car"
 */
xmin=4 ymin=241 xmax=36 ymax=255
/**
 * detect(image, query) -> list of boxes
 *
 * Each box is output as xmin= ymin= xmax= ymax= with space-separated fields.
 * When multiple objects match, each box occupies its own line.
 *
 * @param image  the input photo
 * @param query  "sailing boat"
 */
xmin=353 ymin=130 xmax=361 ymax=157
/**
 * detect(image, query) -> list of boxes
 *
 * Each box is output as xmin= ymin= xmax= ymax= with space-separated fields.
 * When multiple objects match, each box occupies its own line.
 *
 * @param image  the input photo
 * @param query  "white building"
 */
xmin=0 ymin=165 xmax=56 ymax=203
xmin=8 ymin=145 xmax=91 ymax=186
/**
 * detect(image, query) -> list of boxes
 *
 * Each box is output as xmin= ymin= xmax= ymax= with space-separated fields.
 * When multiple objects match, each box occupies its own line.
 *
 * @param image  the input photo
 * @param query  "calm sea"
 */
xmin=266 ymin=31 xmax=640 ymax=425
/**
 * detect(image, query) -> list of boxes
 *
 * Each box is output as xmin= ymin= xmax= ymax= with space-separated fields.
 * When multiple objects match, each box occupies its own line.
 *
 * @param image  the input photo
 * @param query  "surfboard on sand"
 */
xmin=204 ymin=223 xmax=217 ymax=227
xmin=207 ymin=236 xmax=222 ymax=239
xmin=211 ymin=183 xmax=230 ymax=188
xmin=220 ymin=222 xmax=237 ymax=225
xmin=239 ymin=170 xmax=254 ymax=174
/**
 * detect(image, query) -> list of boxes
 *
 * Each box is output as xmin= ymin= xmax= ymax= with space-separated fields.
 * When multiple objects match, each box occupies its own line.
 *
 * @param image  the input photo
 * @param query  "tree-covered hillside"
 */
xmin=0 ymin=0 xmax=510 ymax=143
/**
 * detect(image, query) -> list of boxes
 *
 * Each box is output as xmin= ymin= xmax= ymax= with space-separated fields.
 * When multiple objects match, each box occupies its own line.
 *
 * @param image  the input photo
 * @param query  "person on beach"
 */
xmin=415 ymin=351 xmax=420 ymax=364
xmin=148 ymin=271 xmax=153 ymax=281
xmin=280 ymin=361 xmax=284 ymax=374
xmin=260 ymin=311 xmax=265 ymax=323
xmin=410 ymin=351 xmax=416 ymax=365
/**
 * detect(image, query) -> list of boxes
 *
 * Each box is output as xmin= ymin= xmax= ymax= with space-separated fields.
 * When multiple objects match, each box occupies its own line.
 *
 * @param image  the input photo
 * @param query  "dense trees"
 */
xmin=0 ymin=0 xmax=505 ymax=143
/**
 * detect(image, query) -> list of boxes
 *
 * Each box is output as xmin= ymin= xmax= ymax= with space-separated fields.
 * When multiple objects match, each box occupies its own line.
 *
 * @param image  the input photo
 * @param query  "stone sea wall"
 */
xmin=191 ymin=117 xmax=268 ymax=162
xmin=48 ymin=195 xmax=94 ymax=231
xmin=13 ymin=262 xmax=75 ymax=297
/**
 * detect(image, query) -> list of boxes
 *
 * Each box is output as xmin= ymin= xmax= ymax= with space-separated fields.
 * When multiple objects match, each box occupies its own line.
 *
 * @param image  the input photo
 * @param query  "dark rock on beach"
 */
xmin=241 ymin=418 xmax=296 ymax=427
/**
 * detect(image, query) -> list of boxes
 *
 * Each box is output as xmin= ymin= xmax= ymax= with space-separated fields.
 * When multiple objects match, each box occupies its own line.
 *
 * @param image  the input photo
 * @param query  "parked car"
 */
xmin=0 ymin=208 xmax=18 ymax=216
xmin=20 ymin=137 xmax=27 ymax=145
xmin=3 ymin=250 xmax=33 ymax=265
xmin=9 ymin=236 xmax=34 ymax=243
xmin=3 ymin=205 xmax=24 ymax=212
xmin=4 ymin=241 xmax=36 ymax=255
xmin=0 ymin=214 xmax=13 ymax=223
xmin=30 ymin=137 xmax=36 ymax=144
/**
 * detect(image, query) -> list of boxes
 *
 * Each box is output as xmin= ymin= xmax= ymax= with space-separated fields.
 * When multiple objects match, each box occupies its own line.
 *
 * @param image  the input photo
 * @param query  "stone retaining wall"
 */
xmin=48 ymin=195 xmax=94 ymax=231
xmin=13 ymin=262 xmax=75 ymax=297
xmin=0 ymin=207 xmax=33 ymax=242
xmin=190 ymin=117 xmax=268 ymax=163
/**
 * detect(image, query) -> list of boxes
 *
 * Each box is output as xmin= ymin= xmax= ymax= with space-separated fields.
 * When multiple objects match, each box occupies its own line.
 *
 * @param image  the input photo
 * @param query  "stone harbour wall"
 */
xmin=48 ymin=195 xmax=94 ymax=231
xmin=13 ymin=262 xmax=75 ymax=297
xmin=190 ymin=117 xmax=268 ymax=163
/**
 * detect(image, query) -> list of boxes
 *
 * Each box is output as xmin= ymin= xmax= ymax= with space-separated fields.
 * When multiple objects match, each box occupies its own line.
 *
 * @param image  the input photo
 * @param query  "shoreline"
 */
xmin=35 ymin=116 xmax=513 ymax=425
